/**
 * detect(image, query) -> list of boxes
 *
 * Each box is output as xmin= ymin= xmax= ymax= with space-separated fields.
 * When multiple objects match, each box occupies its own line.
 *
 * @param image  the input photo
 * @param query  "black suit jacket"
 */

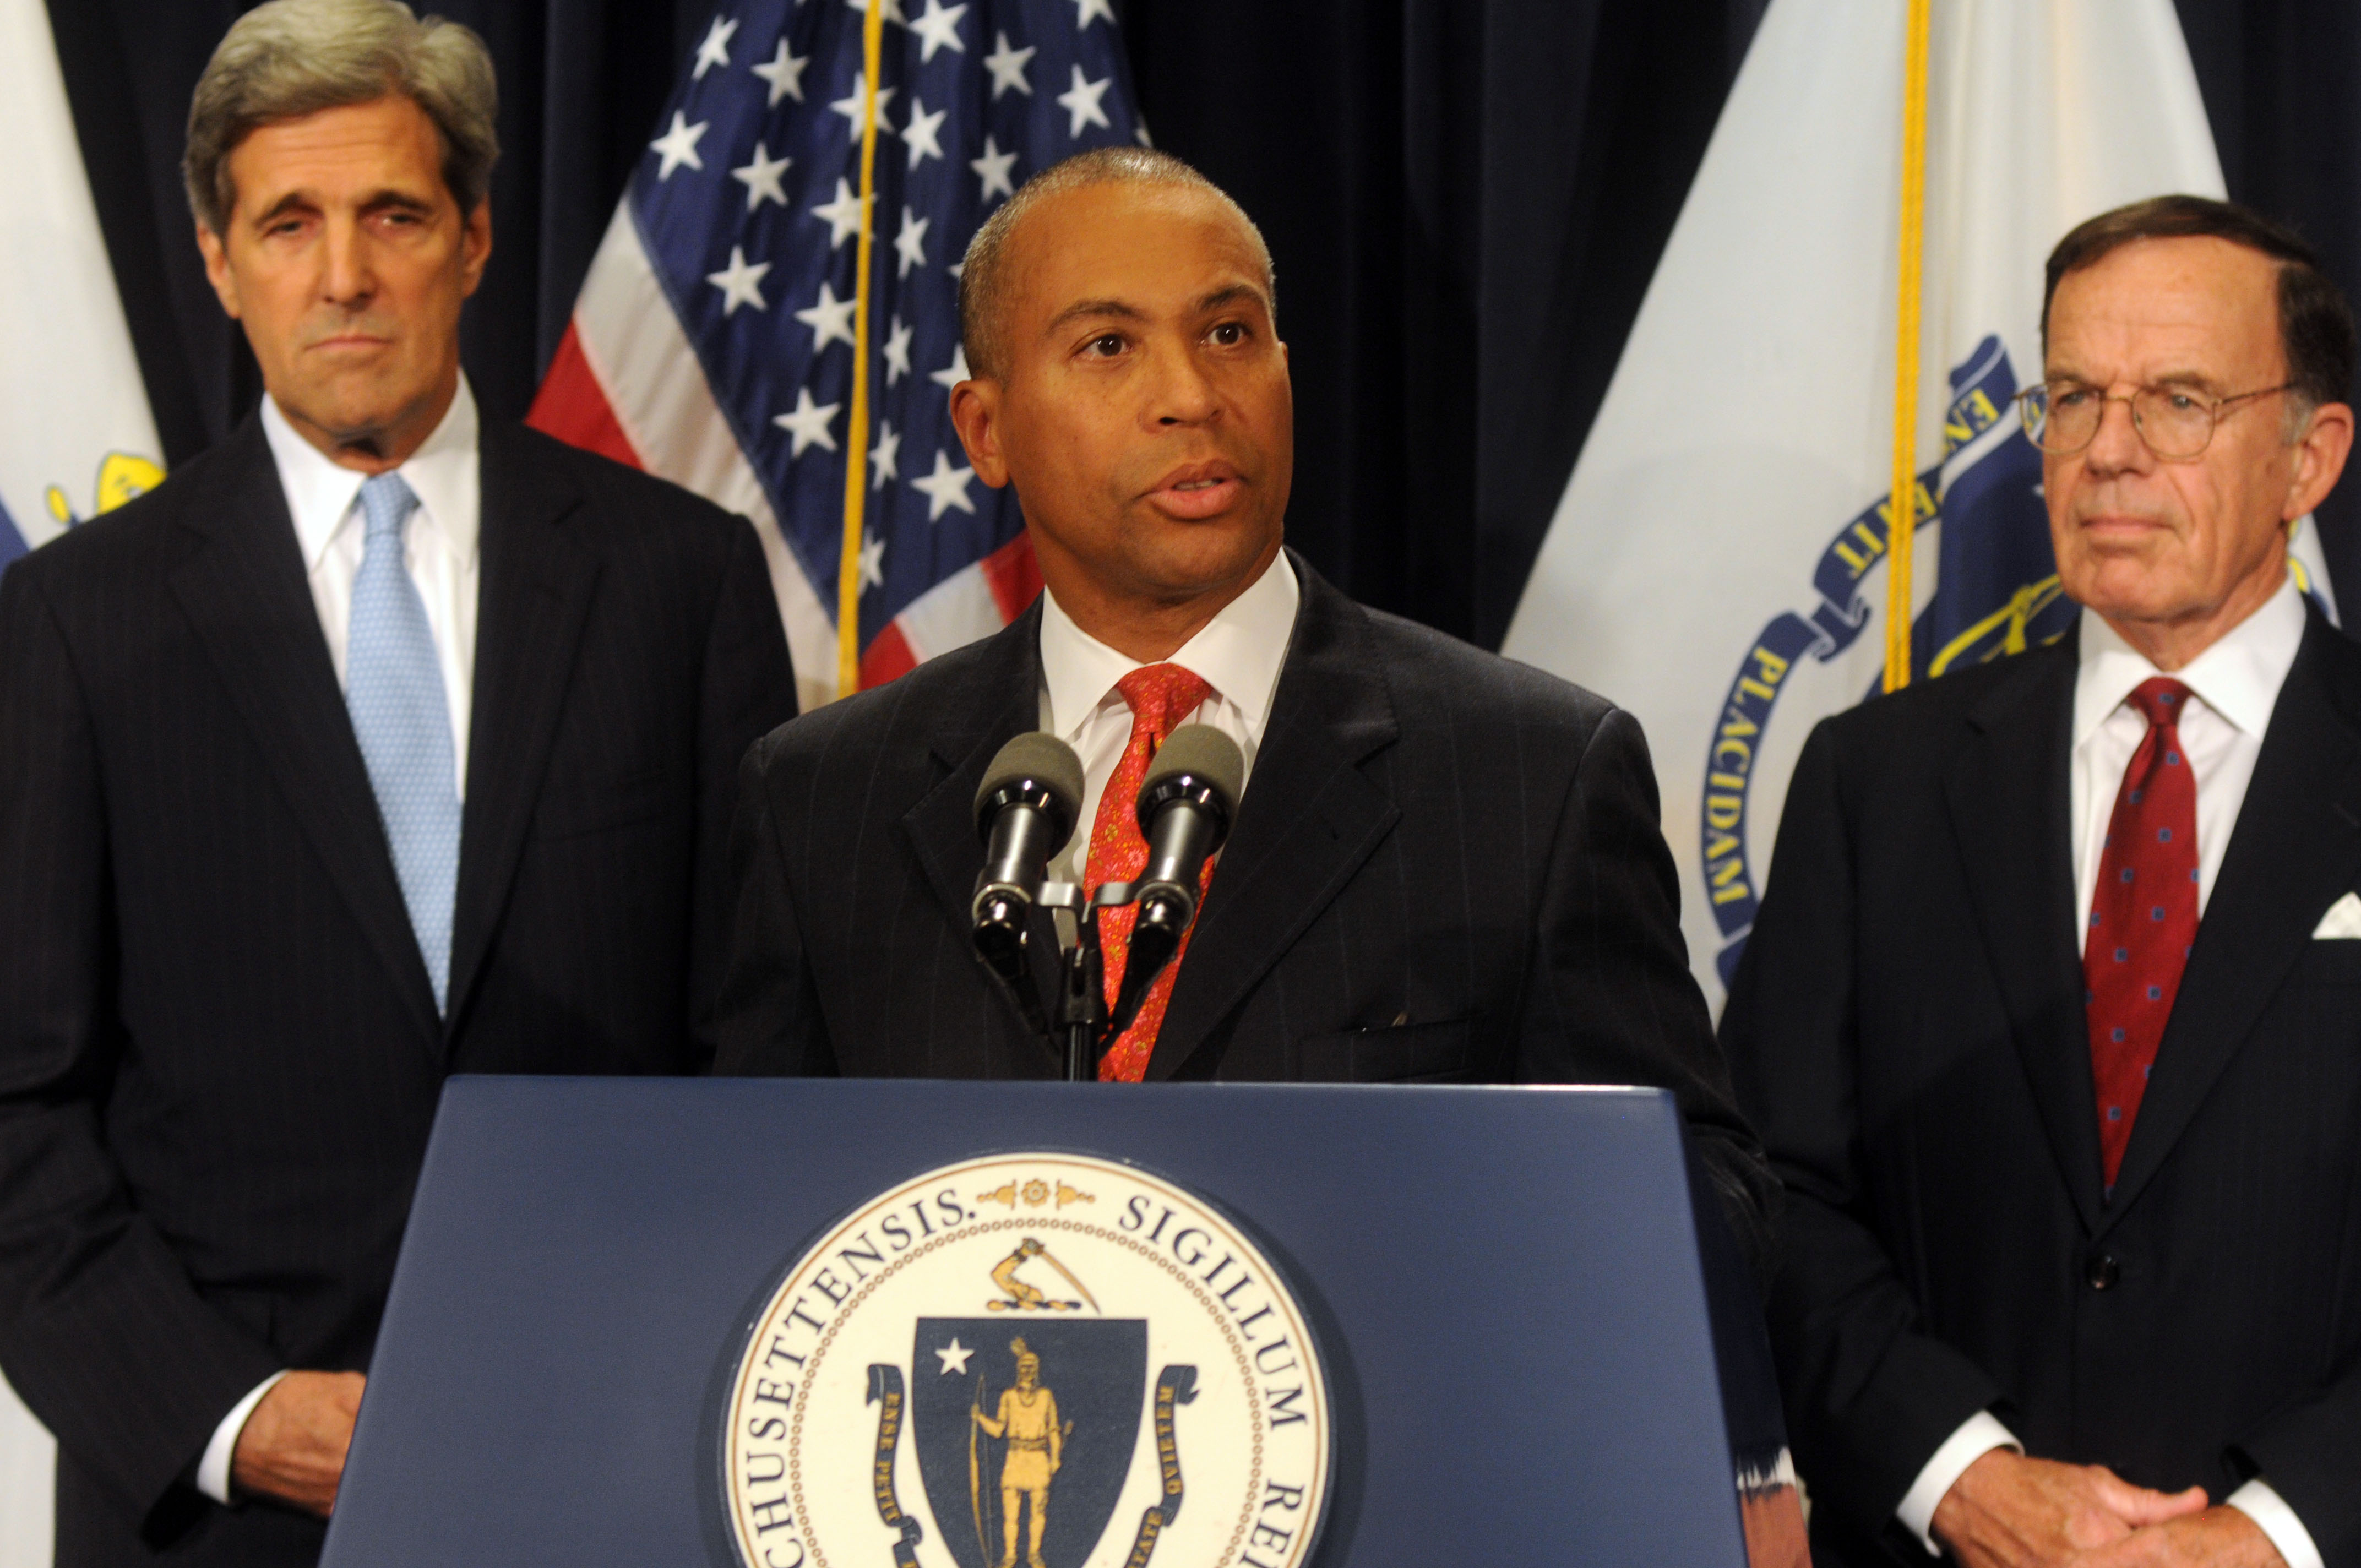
xmin=0 ymin=415 xmax=794 ymax=1565
xmin=715 ymin=553 xmax=1776 ymax=1273
xmin=1722 ymin=613 xmax=2361 ymax=1567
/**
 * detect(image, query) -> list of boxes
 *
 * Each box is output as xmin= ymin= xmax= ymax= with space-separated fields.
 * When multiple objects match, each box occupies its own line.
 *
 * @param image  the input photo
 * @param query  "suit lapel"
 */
xmin=1943 ymin=641 xmax=2107 ymax=1234
xmin=167 ymin=419 xmax=442 ymax=1043
xmin=900 ymin=607 xmax=1066 ymax=1061
xmin=444 ymin=423 xmax=602 ymax=1029
xmin=2102 ymin=614 xmax=2361 ymax=1226
xmin=1147 ymin=560 xmax=1401 ymax=1080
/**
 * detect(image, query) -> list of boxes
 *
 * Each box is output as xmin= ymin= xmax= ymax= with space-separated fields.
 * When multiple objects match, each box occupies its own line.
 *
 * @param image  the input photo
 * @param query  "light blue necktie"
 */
xmin=345 ymin=472 xmax=461 ymax=1014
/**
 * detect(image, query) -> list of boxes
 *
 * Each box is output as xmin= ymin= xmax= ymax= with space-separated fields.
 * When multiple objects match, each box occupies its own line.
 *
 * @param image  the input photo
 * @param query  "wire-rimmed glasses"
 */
xmin=2013 ymin=379 xmax=2295 ymax=460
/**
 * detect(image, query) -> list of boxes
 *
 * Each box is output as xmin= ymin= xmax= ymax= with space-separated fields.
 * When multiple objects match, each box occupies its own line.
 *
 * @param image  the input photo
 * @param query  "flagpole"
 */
xmin=1883 ymin=0 xmax=1932 ymax=694
xmin=835 ymin=0 xmax=891 ymax=698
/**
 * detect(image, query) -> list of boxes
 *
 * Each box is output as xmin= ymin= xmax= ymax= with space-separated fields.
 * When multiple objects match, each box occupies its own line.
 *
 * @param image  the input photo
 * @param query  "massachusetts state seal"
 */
xmin=721 ymin=1153 xmax=1331 ymax=1568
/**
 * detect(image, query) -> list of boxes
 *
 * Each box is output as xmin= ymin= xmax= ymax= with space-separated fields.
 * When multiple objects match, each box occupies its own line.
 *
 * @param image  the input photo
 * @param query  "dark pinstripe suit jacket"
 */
xmin=0 ymin=415 xmax=795 ymax=1566
xmin=715 ymin=552 xmax=1776 ymax=1275
xmin=1722 ymin=614 xmax=2361 ymax=1567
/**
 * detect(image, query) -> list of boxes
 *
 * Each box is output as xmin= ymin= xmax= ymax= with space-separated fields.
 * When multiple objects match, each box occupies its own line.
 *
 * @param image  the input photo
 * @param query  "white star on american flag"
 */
xmin=812 ymin=178 xmax=866 ymax=248
xmin=751 ymin=38 xmax=810 ymax=106
xmin=705 ymin=247 xmax=770 ymax=314
xmin=909 ymin=0 xmax=969 ymax=62
xmin=692 ymin=15 xmax=737 ymax=79
xmin=795 ymin=281 xmax=861 ymax=352
xmin=648 ymin=112 xmax=707 ymax=179
xmin=1056 ymin=66 xmax=1112 ymax=138
xmin=983 ymin=31 xmax=1036 ymax=97
xmin=731 ymin=142 xmax=791 ymax=211
xmin=831 ymin=73 xmax=899 ymax=137
xmin=904 ymin=97 xmax=948 ymax=168
xmin=773 ymin=388 xmax=842 ymax=456
xmin=911 ymin=449 xmax=978 ymax=520
xmin=971 ymin=135 xmax=1018 ymax=202
xmin=895 ymin=208 xmax=931 ymax=277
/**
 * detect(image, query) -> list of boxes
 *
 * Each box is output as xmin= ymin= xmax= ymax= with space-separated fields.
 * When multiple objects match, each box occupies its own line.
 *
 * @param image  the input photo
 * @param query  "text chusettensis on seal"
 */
xmin=722 ymin=1153 xmax=1331 ymax=1568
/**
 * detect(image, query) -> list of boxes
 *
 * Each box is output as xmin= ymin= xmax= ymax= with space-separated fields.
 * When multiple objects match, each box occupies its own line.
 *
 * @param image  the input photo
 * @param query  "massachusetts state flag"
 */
xmin=531 ymin=0 xmax=1144 ymax=711
xmin=0 ymin=1 xmax=162 ymax=574
xmin=0 ymin=2 xmax=166 ymax=1559
xmin=1502 ymin=0 xmax=2330 ymax=1009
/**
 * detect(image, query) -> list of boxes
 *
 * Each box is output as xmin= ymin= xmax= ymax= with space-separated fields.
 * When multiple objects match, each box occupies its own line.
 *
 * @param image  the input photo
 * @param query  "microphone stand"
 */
xmin=1035 ymin=880 xmax=1138 ymax=1082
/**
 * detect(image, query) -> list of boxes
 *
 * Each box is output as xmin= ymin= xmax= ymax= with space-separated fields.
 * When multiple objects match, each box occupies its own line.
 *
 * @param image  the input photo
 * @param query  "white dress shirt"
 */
xmin=2069 ymin=573 xmax=2305 ymax=942
xmin=1897 ymin=573 xmax=2319 ymax=1568
xmin=259 ymin=378 xmax=481 ymax=797
xmin=1036 ymin=552 xmax=1299 ymax=883
xmin=198 ymin=383 xmax=484 ymax=1503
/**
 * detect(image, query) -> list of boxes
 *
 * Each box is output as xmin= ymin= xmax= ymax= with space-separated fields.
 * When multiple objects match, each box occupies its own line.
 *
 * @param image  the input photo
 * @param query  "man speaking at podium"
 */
xmin=715 ymin=149 xmax=1776 ymax=1275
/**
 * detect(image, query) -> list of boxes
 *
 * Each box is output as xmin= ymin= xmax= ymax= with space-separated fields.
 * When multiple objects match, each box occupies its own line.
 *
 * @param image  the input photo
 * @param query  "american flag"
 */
xmin=531 ymin=0 xmax=1144 ymax=711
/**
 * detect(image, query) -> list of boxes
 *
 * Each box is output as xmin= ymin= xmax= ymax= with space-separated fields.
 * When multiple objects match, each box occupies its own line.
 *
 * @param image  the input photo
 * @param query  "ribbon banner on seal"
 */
xmin=866 ymin=1365 xmax=926 ymax=1567
xmin=1117 ymin=1365 xmax=1199 ymax=1568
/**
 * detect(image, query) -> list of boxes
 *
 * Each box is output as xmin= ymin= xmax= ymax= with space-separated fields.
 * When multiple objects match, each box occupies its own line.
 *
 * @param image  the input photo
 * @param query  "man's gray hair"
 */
xmin=184 ymin=0 xmax=498 ymax=235
xmin=957 ymin=148 xmax=1276 ymax=379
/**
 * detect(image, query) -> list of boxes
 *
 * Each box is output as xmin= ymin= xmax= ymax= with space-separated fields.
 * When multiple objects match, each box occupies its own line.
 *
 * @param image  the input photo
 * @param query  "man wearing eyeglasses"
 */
xmin=1722 ymin=195 xmax=2361 ymax=1568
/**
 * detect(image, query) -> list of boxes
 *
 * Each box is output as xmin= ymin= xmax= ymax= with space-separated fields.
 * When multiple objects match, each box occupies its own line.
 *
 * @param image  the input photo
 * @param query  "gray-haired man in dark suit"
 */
xmin=0 ymin=3 xmax=792 ymax=1561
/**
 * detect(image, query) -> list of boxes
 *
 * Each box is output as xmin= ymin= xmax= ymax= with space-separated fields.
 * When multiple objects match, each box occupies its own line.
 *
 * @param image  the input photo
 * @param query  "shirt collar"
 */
xmin=2073 ymin=568 xmax=2306 ymax=745
xmin=1038 ymin=551 xmax=1301 ymax=739
xmin=260 ymin=376 xmax=480 ymax=573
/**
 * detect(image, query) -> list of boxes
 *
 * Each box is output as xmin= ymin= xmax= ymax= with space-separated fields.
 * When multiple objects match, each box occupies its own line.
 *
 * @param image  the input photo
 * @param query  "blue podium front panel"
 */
xmin=323 ymin=1078 xmax=1745 ymax=1567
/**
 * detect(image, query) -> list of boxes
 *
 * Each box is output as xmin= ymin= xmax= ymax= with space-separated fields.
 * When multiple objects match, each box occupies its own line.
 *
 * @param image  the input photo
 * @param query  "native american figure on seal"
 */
xmin=972 ymin=1337 xmax=1068 ymax=1568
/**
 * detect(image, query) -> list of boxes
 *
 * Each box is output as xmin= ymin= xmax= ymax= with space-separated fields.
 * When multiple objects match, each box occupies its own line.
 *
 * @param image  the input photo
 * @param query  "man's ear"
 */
xmin=949 ymin=375 xmax=1009 ymax=488
xmin=195 ymin=221 xmax=243 ymax=320
xmin=2287 ymin=401 xmax=2355 ymax=520
xmin=458 ymin=199 xmax=493 ymax=298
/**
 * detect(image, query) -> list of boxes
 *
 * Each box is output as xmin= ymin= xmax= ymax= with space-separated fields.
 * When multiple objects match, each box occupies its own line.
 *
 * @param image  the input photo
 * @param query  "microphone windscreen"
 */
xmin=1141 ymin=723 xmax=1246 ymax=814
xmin=973 ymin=731 xmax=1086 ymax=826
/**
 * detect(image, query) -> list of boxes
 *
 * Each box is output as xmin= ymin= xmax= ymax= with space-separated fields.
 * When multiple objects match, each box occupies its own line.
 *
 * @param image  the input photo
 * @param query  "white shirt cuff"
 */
xmin=2228 ymin=1478 xmax=2324 ymax=1568
xmin=1895 ymin=1410 xmax=2021 ymax=1555
xmin=196 ymin=1371 xmax=288 ymax=1504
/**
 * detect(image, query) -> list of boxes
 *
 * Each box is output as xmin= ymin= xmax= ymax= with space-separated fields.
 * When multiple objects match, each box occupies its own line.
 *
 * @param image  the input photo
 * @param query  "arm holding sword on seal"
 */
xmin=987 ymin=1238 xmax=1097 ymax=1313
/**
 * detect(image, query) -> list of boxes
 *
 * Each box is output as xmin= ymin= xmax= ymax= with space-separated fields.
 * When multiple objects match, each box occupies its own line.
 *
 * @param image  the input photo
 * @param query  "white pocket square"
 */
xmin=2314 ymin=891 xmax=2361 ymax=939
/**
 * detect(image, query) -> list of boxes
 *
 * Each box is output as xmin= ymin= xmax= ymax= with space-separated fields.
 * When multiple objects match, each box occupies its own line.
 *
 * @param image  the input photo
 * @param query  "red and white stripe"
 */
xmin=530 ymin=204 xmax=1037 ymax=710
xmin=857 ymin=531 xmax=1041 ymax=687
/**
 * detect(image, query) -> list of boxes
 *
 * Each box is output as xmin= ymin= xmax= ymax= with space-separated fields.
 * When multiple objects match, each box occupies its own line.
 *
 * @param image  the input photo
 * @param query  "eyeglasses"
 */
xmin=2013 ymin=379 xmax=2295 ymax=460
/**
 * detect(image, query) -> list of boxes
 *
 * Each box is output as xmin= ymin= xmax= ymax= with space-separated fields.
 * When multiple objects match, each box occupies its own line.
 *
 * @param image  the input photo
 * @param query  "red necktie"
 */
xmin=2083 ymin=677 xmax=2199 ymax=1189
xmin=1084 ymin=664 xmax=1215 ymax=1082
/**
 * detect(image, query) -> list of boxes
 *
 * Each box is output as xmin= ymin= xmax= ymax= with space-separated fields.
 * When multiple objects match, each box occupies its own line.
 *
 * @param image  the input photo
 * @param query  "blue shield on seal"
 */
xmin=911 ymin=1319 xmax=1146 ymax=1568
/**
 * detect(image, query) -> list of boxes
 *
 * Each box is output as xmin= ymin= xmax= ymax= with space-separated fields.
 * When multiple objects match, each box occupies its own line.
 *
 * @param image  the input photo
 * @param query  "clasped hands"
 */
xmin=1932 ymin=1450 xmax=2283 ymax=1568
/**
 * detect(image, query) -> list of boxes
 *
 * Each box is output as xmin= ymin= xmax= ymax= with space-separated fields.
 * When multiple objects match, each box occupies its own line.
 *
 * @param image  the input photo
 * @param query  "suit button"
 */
xmin=2086 ymin=1253 xmax=2121 ymax=1291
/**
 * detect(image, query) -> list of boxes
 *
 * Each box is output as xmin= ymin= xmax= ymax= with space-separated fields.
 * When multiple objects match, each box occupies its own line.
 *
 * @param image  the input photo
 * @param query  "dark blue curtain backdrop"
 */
xmin=47 ymin=0 xmax=2361 ymax=649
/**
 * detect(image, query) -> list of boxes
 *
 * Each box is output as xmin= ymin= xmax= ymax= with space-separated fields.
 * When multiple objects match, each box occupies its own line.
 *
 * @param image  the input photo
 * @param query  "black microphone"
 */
xmin=1107 ymin=723 xmax=1245 ymax=1038
xmin=971 ymin=733 xmax=1084 ymax=1035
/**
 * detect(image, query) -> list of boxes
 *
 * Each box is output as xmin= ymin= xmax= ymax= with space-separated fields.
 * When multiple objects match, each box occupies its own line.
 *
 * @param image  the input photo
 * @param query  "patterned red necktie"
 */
xmin=2082 ymin=677 xmax=2200 ymax=1189
xmin=1084 ymin=663 xmax=1216 ymax=1082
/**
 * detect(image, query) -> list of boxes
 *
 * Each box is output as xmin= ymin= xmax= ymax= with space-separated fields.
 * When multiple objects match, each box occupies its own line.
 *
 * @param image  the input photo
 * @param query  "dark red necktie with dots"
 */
xmin=2083 ymin=677 xmax=2200 ymax=1190
xmin=1085 ymin=663 xmax=1215 ymax=1084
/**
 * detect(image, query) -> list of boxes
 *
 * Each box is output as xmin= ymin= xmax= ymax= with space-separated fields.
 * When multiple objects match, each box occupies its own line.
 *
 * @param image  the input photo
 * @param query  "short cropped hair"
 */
xmin=184 ymin=0 xmax=499 ymax=235
xmin=2043 ymin=194 xmax=2357 ymax=416
xmin=957 ymin=148 xmax=1276 ymax=379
